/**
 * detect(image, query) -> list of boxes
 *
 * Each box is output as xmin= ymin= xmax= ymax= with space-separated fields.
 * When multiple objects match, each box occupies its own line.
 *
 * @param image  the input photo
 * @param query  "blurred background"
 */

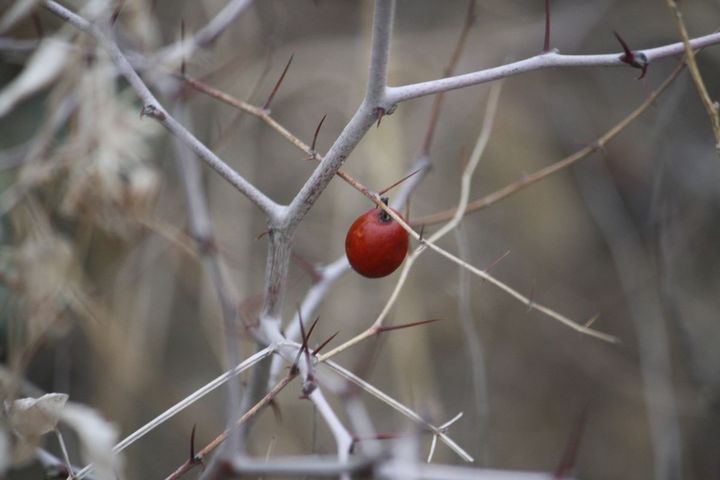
xmin=1 ymin=0 xmax=720 ymax=478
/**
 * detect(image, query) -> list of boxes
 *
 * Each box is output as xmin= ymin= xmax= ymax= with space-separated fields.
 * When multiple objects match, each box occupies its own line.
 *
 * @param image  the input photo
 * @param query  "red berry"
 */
xmin=345 ymin=205 xmax=409 ymax=278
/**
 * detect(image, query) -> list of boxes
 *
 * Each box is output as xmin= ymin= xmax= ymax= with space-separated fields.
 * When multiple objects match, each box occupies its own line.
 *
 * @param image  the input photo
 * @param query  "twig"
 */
xmin=73 ymin=347 xmax=274 ymax=480
xmin=322 ymin=361 xmax=473 ymax=462
xmin=171 ymin=106 xmax=245 ymax=458
xmin=42 ymin=0 xmax=283 ymax=220
xmin=262 ymin=54 xmax=293 ymax=110
xmin=384 ymin=31 xmax=720 ymax=105
xmin=543 ymin=0 xmax=551 ymax=52
xmin=421 ymin=0 xmax=475 ymax=155
xmin=165 ymin=371 xmax=296 ymax=480
xmin=574 ymin=153 xmax=682 ymax=479
xmin=153 ymin=0 xmax=255 ymax=68
xmin=664 ymin=0 xmax=720 ymax=152
xmin=411 ymin=59 xmax=687 ymax=227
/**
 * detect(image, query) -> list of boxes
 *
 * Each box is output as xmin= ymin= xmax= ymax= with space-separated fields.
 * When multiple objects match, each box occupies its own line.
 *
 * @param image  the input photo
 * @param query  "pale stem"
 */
xmin=385 ymin=31 xmax=720 ymax=105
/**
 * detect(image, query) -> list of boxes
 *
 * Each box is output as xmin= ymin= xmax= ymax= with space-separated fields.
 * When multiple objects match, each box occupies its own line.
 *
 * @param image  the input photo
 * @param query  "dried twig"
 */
xmin=411 ymin=59 xmax=687 ymax=227
xmin=664 ymin=0 xmax=720 ymax=151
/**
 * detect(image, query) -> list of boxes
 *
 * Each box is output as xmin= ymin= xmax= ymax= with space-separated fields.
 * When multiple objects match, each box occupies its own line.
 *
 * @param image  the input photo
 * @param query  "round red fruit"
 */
xmin=345 ymin=206 xmax=409 ymax=278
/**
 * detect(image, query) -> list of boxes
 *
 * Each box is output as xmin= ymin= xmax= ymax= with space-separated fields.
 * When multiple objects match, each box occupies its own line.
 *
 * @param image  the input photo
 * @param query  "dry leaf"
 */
xmin=0 ymin=39 xmax=69 ymax=118
xmin=7 ymin=393 xmax=68 ymax=438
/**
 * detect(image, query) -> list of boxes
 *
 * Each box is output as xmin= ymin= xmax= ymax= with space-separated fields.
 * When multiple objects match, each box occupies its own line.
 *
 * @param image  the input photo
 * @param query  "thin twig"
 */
xmin=323 ymin=361 xmax=473 ymax=462
xmin=664 ymin=0 xmax=720 ymax=151
xmin=73 ymin=347 xmax=274 ymax=480
xmin=42 ymin=0 xmax=282 ymax=220
xmin=411 ymin=59 xmax=687 ymax=227
xmin=165 ymin=372 xmax=296 ymax=480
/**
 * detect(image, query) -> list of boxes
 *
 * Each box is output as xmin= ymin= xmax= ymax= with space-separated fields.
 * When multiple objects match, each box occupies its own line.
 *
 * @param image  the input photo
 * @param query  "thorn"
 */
xmin=613 ymin=31 xmax=649 ymax=79
xmin=543 ymin=0 xmax=551 ymax=52
xmin=526 ymin=280 xmax=536 ymax=313
xmin=376 ymin=318 xmax=444 ymax=334
xmin=31 ymin=13 xmax=44 ymax=38
xmin=262 ymin=54 xmax=294 ymax=111
xmin=140 ymin=104 xmax=165 ymax=120
xmin=354 ymin=432 xmax=402 ymax=442
xmin=110 ymin=0 xmax=126 ymax=25
xmin=312 ymin=331 xmax=339 ymax=355
xmin=180 ymin=19 xmax=186 ymax=77
xmin=375 ymin=107 xmax=386 ymax=128
xmin=554 ymin=405 xmax=590 ymax=478
xmin=583 ymin=314 xmax=600 ymax=329
xmin=189 ymin=424 xmax=197 ymax=461
xmin=418 ymin=223 xmax=426 ymax=243
xmin=378 ymin=167 xmax=425 ymax=195
xmin=256 ymin=229 xmax=270 ymax=240
xmin=484 ymin=250 xmax=511 ymax=275
xmin=310 ymin=114 xmax=327 ymax=156
xmin=305 ymin=316 xmax=320 ymax=345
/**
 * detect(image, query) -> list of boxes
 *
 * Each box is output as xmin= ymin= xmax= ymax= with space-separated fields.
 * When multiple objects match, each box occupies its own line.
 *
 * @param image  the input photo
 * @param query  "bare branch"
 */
xmin=412 ymin=59 xmax=687 ymax=227
xmin=42 ymin=0 xmax=283 ymax=220
xmin=385 ymin=31 xmax=720 ymax=104
xmin=323 ymin=361 xmax=474 ymax=462
xmin=664 ymin=0 xmax=720 ymax=151
xmin=154 ymin=0 xmax=255 ymax=68
xmin=283 ymin=0 xmax=397 ymax=229
xmin=73 ymin=347 xmax=275 ymax=480
xmin=366 ymin=0 xmax=395 ymax=104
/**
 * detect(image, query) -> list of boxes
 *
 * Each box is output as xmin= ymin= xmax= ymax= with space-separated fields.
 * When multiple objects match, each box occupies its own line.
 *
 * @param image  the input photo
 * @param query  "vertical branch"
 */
xmin=257 ymin=229 xmax=294 ymax=340
xmin=543 ymin=0 xmax=551 ymax=52
xmin=453 ymin=225 xmax=489 ymax=464
xmin=366 ymin=0 xmax=395 ymax=104
xmin=284 ymin=0 xmax=397 ymax=228
xmin=172 ymin=106 xmax=244 ymax=457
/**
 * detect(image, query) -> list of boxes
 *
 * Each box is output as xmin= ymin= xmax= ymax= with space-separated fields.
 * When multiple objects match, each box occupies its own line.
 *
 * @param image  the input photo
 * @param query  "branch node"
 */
xmin=614 ymin=31 xmax=649 ymax=79
xmin=140 ymin=104 xmax=166 ymax=120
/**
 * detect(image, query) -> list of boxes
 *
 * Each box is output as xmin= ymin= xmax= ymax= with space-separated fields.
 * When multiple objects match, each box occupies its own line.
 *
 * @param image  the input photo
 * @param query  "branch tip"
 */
xmin=375 ymin=318 xmax=443 ymax=334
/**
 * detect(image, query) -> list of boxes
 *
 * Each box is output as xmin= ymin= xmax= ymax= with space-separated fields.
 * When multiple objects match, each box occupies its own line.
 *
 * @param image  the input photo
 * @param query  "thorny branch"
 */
xmin=31 ymin=0 xmax=720 ymax=478
xmin=411 ymin=59 xmax=688 ymax=227
xmin=42 ymin=0 xmax=283 ymax=220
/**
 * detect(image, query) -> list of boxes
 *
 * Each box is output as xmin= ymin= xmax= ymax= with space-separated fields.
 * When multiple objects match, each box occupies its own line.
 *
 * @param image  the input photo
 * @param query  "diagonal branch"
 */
xmin=283 ymin=0 xmax=396 ymax=229
xmin=664 ymin=0 xmax=720 ymax=152
xmin=42 ymin=0 xmax=283 ymax=220
xmin=411 ymin=59 xmax=687 ymax=227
